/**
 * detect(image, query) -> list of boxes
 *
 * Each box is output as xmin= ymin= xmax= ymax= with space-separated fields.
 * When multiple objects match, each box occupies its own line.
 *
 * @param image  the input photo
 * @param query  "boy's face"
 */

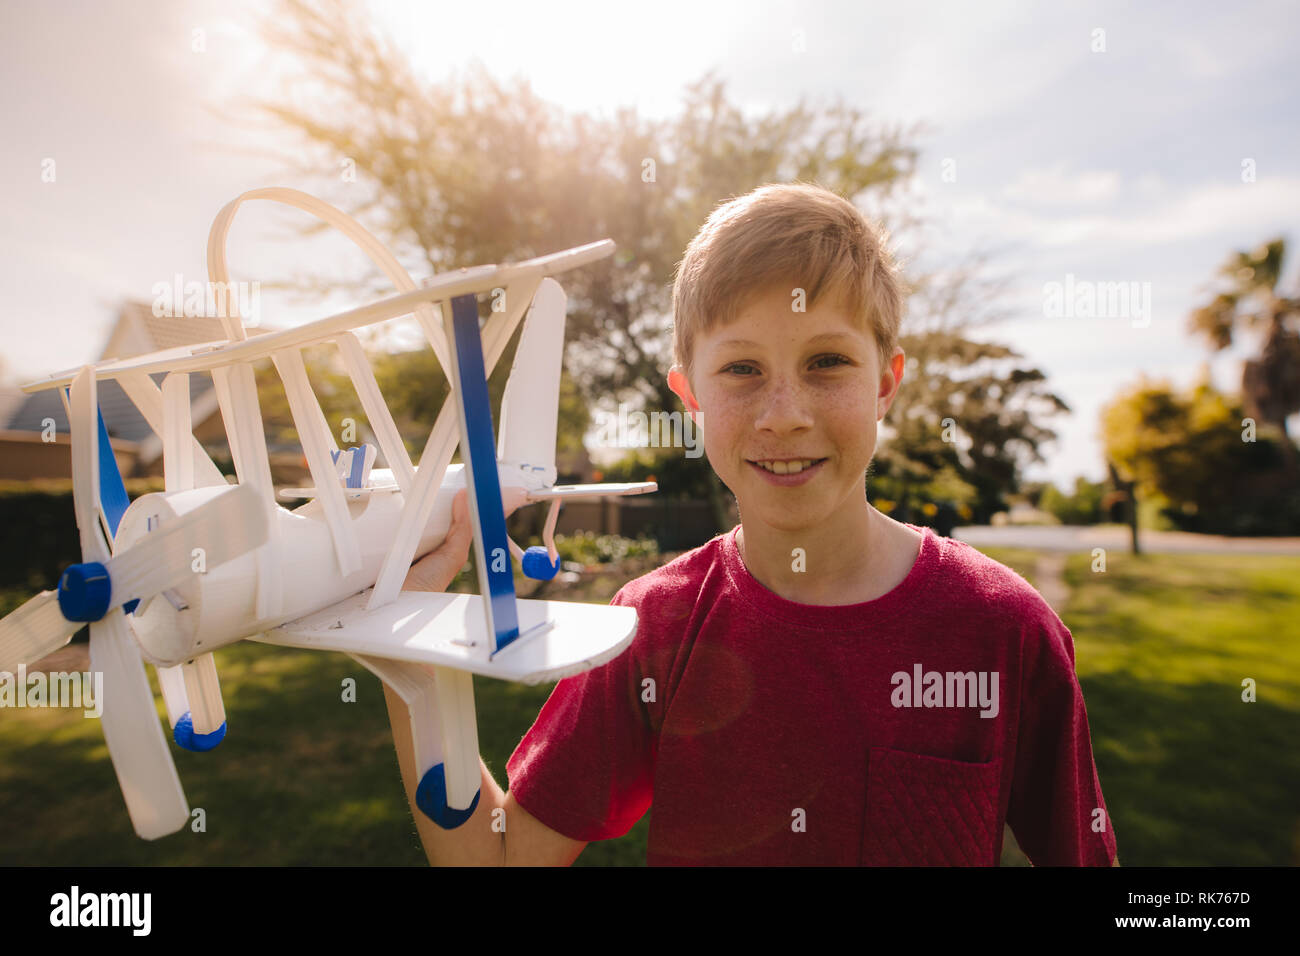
xmin=668 ymin=282 xmax=905 ymax=535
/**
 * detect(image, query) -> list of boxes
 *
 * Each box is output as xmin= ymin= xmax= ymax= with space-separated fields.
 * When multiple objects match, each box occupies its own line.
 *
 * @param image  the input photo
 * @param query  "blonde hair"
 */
xmin=671 ymin=182 xmax=905 ymax=385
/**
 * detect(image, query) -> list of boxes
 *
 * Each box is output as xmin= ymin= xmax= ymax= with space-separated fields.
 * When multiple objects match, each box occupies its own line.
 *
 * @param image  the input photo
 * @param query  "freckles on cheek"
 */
xmin=821 ymin=394 xmax=869 ymax=421
xmin=696 ymin=407 xmax=736 ymax=463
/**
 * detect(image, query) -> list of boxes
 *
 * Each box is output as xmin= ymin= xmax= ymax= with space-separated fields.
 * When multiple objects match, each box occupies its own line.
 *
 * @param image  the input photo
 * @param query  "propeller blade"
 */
xmin=0 ymin=369 xmax=113 ymax=692
xmin=107 ymin=484 xmax=268 ymax=608
xmin=2 ymin=375 xmax=265 ymax=674
xmin=0 ymin=590 xmax=81 ymax=672
xmin=89 ymin=608 xmax=189 ymax=840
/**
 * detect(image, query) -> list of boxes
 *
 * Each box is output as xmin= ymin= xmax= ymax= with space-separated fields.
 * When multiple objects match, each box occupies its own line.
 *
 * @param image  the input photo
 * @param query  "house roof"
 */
xmin=133 ymin=306 xmax=231 ymax=354
xmin=6 ymin=371 xmax=214 ymax=442
xmin=0 ymin=387 xmax=27 ymax=429
xmin=5 ymin=300 xmax=271 ymax=444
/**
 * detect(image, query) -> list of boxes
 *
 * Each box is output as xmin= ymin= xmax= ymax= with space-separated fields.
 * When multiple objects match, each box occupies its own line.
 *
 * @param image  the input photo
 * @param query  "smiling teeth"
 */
xmin=755 ymin=459 xmax=817 ymax=474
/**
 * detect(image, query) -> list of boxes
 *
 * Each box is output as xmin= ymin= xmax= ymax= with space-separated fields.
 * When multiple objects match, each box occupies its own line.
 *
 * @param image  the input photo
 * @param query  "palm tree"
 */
xmin=1188 ymin=238 xmax=1300 ymax=476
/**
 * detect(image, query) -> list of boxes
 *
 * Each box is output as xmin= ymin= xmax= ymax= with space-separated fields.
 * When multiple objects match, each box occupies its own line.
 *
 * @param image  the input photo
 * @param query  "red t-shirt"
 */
xmin=506 ymin=524 xmax=1118 ymax=866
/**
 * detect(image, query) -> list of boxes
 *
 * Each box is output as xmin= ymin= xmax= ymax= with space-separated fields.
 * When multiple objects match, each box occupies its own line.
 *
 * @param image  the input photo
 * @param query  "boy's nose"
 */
xmin=753 ymin=380 xmax=814 ymax=433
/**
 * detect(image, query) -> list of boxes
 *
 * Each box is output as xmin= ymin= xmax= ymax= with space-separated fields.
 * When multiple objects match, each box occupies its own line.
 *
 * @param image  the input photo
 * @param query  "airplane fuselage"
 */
xmin=115 ymin=464 xmax=535 ymax=667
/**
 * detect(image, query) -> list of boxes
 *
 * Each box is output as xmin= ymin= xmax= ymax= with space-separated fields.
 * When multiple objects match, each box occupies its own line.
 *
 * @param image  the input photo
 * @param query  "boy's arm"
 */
xmin=383 ymin=684 xmax=587 ymax=866
xmin=1007 ymin=608 xmax=1118 ymax=867
xmin=388 ymin=487 xmax=587 ymax=865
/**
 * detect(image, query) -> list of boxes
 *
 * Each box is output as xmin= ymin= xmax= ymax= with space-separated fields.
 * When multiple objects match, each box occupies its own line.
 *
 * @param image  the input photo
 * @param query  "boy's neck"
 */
xmin=736 ymin=502 xmax=907 ymax=606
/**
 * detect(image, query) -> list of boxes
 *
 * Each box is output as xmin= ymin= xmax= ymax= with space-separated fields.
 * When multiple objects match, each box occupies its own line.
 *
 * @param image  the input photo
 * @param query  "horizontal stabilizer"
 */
xmin=526 ymin=481 xmax=657 ymax=501
xmin=253 ymin=590 xmax=637 ymax=685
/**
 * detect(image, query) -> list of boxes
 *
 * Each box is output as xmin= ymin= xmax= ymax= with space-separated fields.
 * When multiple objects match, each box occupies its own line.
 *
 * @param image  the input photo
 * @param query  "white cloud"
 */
xmin=1001 ymin=163 xmax=1122 ymax=205
xmin=1165 ymin=34 xmax=1229 ymax=78
xmin=1134 ymin=173 xmax=1169 ymax=200
xmin=932 ymin=177 xmax=1300 ymax=248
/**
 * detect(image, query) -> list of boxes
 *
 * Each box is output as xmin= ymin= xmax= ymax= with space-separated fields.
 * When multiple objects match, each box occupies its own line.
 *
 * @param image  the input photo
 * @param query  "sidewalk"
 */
xmin=954 ymin=524 xmax=1300 ymax=555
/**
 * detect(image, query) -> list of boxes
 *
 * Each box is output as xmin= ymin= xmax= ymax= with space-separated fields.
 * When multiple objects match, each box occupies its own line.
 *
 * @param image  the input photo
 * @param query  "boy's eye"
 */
xmin=723 ymin=355 xmax=850 ymax=375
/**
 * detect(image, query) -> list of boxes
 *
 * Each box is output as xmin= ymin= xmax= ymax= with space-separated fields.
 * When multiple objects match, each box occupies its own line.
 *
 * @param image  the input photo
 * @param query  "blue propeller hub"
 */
xmin=57 ymin=562 xmax=112 ymax=622
xmin=521 ymin=546 xmax=561 ymax=581
xmin=173 ymin=712 xmax=228 ymax=752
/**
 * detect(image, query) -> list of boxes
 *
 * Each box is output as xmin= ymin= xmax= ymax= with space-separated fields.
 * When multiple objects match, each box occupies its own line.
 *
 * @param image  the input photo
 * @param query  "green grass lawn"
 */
xmin=1 ymin=544 xmax=1295 ymax=865
xmin=980 ymin=544 xmax=1300 ymax=866
xmin=1056 ymin=548 xmax=1300 ymax=866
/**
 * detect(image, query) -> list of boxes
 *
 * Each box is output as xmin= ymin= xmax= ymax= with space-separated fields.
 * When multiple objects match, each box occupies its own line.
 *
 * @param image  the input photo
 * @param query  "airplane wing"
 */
xmin=277 ymin=477 xmax=658 ymax=501
xmin=18 ymin=243 xmax=613 ymax=392
xmin=252 ymin=589 xmax=637 ymax=684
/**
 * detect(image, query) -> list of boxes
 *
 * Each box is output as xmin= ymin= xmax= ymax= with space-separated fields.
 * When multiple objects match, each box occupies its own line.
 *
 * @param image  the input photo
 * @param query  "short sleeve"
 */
xmin=505 ymin=587 xmax=655 ymax=842
xmin=1006 ymin=609 xmax=1118 ymax=866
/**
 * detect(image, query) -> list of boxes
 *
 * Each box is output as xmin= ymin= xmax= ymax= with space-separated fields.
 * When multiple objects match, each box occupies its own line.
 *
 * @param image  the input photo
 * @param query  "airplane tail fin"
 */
xmin=496 ymin=278 xmax=565 ymax=486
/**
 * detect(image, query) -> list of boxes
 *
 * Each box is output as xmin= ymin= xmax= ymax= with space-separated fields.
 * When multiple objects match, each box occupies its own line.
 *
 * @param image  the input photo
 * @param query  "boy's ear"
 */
xmin=876 ymin=348 xmax=907 ymax=421
xmin=668 ymin=365 xmax=701 ymax=417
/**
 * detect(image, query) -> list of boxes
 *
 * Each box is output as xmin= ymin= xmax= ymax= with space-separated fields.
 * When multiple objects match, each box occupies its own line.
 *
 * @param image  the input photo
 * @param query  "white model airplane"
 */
xmin=0 ymin=187 xmax=655 ymax=838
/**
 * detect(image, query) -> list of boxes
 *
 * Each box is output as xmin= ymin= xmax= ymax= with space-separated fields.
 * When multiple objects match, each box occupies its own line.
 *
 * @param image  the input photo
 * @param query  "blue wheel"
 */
xmin=416 ymin=763 xmax=480 ymax=829
xmin=173 ymin=712 xmax=227 ymax=752
xmin=521 ymin=546 xmax=560 ymax=581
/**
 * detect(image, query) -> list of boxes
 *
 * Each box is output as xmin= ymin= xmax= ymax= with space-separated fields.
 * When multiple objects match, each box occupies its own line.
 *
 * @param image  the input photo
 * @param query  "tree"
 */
xmin=1104 ymin=459 xmax=1141 ymax=555
xmin=242 ymin=0 xmax=1072 ymax=533
xmin=1100 ymin=373 xmax=1297 ymax=535
xmin=1188 ymin=237 xmax=1300 ymax=476
xmin=870 ymin=256 xmax=1072 ymax=524
xmin=1039 ymin=477 xmax=1105 ymax=526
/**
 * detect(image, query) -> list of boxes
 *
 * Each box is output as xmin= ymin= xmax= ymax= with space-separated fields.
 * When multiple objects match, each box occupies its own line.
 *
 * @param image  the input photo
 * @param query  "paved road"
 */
xmin=953 ymin=524 xmax=1300 ymax=555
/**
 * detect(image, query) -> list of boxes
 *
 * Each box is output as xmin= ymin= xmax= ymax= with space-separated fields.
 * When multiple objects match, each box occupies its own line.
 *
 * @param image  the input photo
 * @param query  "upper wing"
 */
xmin=19 ymin=242 xmax=614 ymax=393
xmin=253 ymin=589 xmax=637 ymax=685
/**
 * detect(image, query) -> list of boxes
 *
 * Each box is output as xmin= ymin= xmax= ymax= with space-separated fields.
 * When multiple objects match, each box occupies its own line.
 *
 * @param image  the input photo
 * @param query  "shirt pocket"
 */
xmin=861 ymin=747 xmax=1002 ymax=866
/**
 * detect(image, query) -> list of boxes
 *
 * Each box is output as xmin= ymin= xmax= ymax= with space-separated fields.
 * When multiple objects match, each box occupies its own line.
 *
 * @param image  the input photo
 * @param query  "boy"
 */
xmin=391 ymin=182 xmax=1119 ymax=866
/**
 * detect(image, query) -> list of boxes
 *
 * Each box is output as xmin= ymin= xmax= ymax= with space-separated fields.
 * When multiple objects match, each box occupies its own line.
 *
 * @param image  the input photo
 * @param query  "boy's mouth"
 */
xmin=747 ymin=457 xmax=827 ymax=476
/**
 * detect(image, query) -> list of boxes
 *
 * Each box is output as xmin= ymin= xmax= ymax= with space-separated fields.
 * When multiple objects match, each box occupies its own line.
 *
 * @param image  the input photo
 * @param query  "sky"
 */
xmin=1 ymin=0 xmax=1297 ymax=489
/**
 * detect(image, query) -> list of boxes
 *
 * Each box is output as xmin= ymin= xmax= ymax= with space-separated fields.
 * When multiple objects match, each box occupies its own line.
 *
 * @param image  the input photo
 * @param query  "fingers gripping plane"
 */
xmin=0 ymin=187 xmax=655 ymax=839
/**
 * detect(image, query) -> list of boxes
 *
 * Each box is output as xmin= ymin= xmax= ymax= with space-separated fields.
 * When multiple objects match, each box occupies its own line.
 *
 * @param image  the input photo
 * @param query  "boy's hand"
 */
xmin=402 ymin=489 xmax=522 ymax=593
xmin=403 ymin=489 xmax=475 ymax=593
